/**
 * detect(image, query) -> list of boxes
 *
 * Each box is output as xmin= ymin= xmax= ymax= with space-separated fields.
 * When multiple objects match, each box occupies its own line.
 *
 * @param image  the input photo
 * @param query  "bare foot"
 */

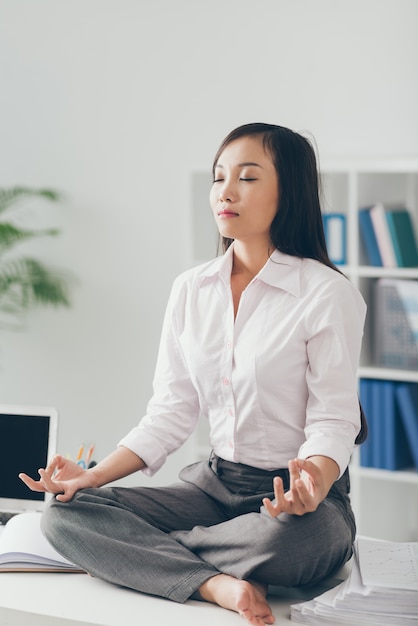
xmin=199 ymin=574 xmax=275 ymax=625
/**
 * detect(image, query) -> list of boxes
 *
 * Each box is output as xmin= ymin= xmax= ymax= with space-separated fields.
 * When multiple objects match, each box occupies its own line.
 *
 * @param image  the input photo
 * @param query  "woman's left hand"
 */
xmin=262 ymin=456 xmax=338 ymax=517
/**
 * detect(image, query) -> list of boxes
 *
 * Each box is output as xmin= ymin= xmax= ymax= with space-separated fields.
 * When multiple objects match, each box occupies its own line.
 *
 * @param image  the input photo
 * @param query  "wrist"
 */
xmin=86 ymin=466 xmax=104 ymax=488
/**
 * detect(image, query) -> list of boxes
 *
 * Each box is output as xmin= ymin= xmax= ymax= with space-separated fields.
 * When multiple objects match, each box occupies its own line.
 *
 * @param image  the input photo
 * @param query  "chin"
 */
xmin=217 ymin=224 xmax=238 ymax=239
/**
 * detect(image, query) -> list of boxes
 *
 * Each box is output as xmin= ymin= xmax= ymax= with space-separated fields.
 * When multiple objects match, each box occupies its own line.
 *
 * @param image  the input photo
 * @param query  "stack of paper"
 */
xmin=291 ymin=537 xmax=418 ymax=625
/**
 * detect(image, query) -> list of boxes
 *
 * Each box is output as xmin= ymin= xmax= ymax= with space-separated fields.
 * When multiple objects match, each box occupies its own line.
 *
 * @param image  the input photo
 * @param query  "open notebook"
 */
xmin=0 ymin=510 xmax=84 ymax=572
xmin=0 ymin=404 xmax=58 ymax=524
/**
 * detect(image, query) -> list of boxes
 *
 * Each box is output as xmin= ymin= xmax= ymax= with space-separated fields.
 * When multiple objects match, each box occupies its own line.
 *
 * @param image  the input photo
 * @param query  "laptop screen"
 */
xmin=0 ymin=405 xmax=58 ymax=514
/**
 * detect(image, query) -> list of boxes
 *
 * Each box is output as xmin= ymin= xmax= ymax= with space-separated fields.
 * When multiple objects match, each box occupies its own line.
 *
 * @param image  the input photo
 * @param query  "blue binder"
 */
xmin=322 ymin=213 xmax=347 ymax=265
xmin=358 ymin=207 xmax=383 ymax=266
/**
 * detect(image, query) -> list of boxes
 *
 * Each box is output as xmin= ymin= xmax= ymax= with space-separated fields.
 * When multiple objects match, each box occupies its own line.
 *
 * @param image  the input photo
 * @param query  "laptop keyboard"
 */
xmin=0 ymin=512 xmax=17 ymax=525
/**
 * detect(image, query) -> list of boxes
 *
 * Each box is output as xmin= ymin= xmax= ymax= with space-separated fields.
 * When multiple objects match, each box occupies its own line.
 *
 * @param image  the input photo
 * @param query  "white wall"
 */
xmin=0 ymin=0 xmax=417 ymax=485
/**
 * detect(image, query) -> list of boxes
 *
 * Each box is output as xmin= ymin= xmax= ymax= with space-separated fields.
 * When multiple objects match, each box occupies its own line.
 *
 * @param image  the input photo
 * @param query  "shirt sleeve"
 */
xmin=118 ymin=275 xmax=200 ymax=476
xmin=297 ymin=276 xmax=367 ymax=477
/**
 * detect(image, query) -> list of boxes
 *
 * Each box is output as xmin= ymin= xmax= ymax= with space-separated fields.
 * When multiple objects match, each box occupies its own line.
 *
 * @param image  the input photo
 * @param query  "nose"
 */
xmin=218 ymin=178 xmax=236 ymax=203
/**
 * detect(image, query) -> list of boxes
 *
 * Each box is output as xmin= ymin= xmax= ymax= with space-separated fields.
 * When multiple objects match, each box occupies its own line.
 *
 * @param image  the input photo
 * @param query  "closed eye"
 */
xmin=212 ymin=177 xmax=257 ymax=183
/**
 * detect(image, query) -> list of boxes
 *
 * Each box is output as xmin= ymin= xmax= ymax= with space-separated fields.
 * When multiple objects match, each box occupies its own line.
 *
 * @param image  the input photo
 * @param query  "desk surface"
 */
xmin=0 ymin=570 xmax=345 ymax=626
xmin=0 ymin=522 xmax=348 ymax=626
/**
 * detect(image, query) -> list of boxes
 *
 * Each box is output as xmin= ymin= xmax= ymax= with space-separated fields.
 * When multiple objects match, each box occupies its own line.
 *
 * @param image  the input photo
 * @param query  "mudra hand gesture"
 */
xmin=19 ymin=454 xmax=98 ymax=502
xmin=263 ymin=457 xmax=339 ymax=518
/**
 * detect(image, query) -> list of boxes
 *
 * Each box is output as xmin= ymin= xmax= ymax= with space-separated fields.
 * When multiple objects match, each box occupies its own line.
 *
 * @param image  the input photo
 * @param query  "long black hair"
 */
xmin=213 ymin=122 xmax=367 ymax=444
xmin=213 ymin=122 xmax=339 ymax=272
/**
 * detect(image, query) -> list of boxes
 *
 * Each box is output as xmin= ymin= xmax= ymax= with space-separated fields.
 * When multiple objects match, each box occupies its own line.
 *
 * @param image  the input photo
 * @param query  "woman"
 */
xmin=20 ymin=123 xmax=366 ymax=626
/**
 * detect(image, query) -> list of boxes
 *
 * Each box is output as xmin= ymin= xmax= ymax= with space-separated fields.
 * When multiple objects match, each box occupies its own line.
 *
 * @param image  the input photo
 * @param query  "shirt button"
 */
xmin=222 ymin=377 xmax=230 ymax=386
xmin=226 ymin=341 xmax=232 ymax=349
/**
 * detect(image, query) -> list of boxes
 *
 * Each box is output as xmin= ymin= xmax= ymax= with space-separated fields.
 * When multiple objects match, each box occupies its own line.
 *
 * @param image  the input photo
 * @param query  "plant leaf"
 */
xmin=0 ymin=222 xmax=60 ymax=254
xmin=0 ymin=257 xmax=70 ymax=313
xmin=0 ymin=187 xmax=61 ymax=214
xmin=25 ymin=258 xmax=70 ymax=307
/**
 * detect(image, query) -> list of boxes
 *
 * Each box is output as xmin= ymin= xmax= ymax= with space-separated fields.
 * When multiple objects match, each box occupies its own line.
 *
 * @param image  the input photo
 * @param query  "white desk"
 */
xmin=0 ymin=517 xmax=349 ymax=625
xmin=0 ymin=569 xmax=347 ymax=626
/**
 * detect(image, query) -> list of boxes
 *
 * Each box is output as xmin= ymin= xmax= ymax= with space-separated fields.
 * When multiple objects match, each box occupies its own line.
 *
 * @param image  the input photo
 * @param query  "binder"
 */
xmin=359 ymin=379 xmax=374 ymax=467
xmin=395 ymin=383 xmax=418 ymax=468
xmin=373 ymin=279 xmax=418 ymax=370
xmin=369 ymin=203 xmax=397 ymax=267
xmin=370 ymin=380 xmax=386 ymax=469
xmin=385 ymin=208 xmax=418 ymax=268
xmin=322 ymin=213 xmax=346 ymax=265
xmin=380 ymin=381 xmax=414 ymax=470
xmin=358 ymin=207 xmax=383 ymax=266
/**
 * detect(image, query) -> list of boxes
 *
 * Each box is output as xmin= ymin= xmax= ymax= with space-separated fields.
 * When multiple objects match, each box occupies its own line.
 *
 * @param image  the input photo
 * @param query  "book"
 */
xmin=369 ymin=202 xmax=397 ymax=267
xmin=322 ymin=213 xmax=346 ymax=265
xmin=373 ymin=278 xmax=418 ymax=370
xmin=358 ymin=379 xmax=374 ymax=467
xmin=370 ymin=380 xmax=386 ymax=469
xmin=385 ymin=208 xmax=418 ymax=268
xmin=0 ymin=511 xmax=84 ymax=572
xmin=358 ymin=207 xmax=383 ymax=266
xmin=395 ymin=383 xmax=418 ymax=469
xmin=380 ymin=380 xmax=414 ymax=471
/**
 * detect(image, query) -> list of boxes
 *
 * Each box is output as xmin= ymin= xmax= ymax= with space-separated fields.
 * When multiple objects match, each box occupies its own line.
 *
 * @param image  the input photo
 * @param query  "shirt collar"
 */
xmin=198 ymin=244 xmax=301 ymax=297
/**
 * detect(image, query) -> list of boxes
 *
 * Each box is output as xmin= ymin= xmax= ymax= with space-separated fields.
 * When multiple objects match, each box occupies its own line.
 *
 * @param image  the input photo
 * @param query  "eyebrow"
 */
xmin=215 ymin=161 xmax=263 ymax=169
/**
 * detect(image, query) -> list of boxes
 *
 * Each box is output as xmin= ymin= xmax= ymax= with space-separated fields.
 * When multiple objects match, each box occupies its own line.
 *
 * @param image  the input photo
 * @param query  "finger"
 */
xmin=276 ymin=473 xmax=307 ymax=514
xmin=262 ymin=497 xmax=280 ymax=518
xmin=273 ymin=475 xmax=288 ymax=507
xmin=44 ymin=454 xmax=66 ymax=478
xmin=268 ymin=476 xmax=295 ymax=515
xmin=294 ymin=460 xmax=317 ymax=498
xmin=288 ymin=472 xmax=319 ymax=514
xmin=38 ymin=468 xmax=78 ymax=502
xmin=38 ymin=468 xmax=64 ymax=494
xmin=55 ymin=490 xmax=74 ymax=503
xmin=288 ymin=458 xmax=301 ymax=488
xmin=295 ymin=458 xmax=317 ymax=481
xmin=293 ymin=479 xmax=310 ymax=505
xmin=18 ymin=473 xmax=45 ymax=493
xmin=273 ymin=474 xmax=283 ymax=496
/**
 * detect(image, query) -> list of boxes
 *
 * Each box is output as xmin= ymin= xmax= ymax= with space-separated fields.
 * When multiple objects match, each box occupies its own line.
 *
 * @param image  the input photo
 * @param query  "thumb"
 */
xmin=55 ymin=488 xmax=74 ymax=503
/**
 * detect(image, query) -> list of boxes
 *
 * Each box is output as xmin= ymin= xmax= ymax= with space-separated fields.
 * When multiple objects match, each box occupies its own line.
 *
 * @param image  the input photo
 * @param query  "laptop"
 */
xmin=0 ymin=404 xmax=58 ymax=524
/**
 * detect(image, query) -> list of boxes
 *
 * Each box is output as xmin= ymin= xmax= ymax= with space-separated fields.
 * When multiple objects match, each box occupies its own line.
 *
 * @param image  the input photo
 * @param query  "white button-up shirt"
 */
xmin=119 ymin=246 xmax=366 ymax=478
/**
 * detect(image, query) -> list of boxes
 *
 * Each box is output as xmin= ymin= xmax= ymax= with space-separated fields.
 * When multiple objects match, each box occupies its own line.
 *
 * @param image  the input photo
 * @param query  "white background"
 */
xmin=0 ymin=0 xmax=417 ymax=486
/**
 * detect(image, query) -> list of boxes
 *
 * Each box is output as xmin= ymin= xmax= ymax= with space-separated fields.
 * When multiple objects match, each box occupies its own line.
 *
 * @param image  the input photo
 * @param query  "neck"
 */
xmin=231 ymin=240 xmax=273 ymax=278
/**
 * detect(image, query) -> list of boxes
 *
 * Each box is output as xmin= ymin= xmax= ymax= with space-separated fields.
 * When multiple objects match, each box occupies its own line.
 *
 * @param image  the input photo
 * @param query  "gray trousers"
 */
xmin=41 ymin=454 xmax=356 ymax=603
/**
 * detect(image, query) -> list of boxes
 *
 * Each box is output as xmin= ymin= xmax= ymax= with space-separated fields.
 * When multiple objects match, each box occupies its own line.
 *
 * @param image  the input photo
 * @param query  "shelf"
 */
xmin=321 ymin=158 xmax=418 ymax=173
xmin=350 ymin=464 xmax=418 ymax=484
xmin=359 ymin=366 xmax=418 ymax=382
xmin=312 ymin=162 xmax=418 ymax=540
xmin=354 ymin=266 xmax=418 ymax=279
xmin=272 ymin=265 xmax=418 ymax=280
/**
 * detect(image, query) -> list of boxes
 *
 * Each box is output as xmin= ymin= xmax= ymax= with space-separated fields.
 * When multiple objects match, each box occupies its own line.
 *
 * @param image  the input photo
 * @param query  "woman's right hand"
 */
xmin=19 ymin=454 xmax=99 ymax=502
xmin=19 ymin=446 xmax=146 ymax=503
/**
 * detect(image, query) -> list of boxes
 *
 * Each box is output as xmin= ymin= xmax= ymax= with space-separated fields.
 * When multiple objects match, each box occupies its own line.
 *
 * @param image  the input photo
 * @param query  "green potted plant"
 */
xmin=0 ymin=186 xmax=71 ymax=329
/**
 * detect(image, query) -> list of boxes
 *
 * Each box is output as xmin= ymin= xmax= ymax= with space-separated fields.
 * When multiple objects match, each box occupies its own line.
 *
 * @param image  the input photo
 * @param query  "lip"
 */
xmin=217 ymin=209 xmax=239 ymax=218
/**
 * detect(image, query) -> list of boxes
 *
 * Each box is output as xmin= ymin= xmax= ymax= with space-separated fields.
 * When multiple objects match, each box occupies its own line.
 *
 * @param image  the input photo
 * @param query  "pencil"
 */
xmin=76 ymin=444 xmax=84 ymax=462
xmin=85 ymin=444 xmax=95 ymax=467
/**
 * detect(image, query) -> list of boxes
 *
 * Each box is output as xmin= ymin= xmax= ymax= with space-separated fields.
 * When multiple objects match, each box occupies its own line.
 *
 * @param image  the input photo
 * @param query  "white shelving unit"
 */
xmin=321 ymin=159 xmax=418 ymax=542
xmin=189 ymin=160 xmax=418 ymax=542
